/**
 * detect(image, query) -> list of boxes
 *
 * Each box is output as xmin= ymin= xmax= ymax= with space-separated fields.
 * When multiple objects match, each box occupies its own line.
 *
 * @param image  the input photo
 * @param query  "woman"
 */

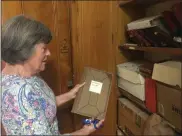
xmin=1 ymin=15 xmax=104 ymax=135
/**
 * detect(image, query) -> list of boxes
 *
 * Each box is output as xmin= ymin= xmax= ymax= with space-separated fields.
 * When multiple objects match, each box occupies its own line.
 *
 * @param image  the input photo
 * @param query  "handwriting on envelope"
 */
xmin=89 ymin=80 xmax=103 ymax=94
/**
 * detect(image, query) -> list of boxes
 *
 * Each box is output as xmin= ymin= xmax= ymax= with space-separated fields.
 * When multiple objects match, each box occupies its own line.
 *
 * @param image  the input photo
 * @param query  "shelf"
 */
xmin=118 ymin=0 xmax=173 ymax=7
xmin=119 ymin=45 xmax=182 ymax=56
xmin=118 ymin=88 xmax=152 ymax=114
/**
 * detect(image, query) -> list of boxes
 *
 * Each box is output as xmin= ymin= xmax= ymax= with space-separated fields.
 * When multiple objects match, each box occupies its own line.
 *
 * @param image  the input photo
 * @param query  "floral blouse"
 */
xmin=1 ymin=74 xmax=61 ymax=135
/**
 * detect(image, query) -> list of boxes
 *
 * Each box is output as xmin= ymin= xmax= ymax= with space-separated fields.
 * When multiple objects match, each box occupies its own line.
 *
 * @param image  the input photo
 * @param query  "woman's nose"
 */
xmin=46 ymin=49 xmax=51 ymax=56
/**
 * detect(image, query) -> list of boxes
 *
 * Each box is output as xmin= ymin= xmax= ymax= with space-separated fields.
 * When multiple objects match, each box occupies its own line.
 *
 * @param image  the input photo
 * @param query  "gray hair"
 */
xmin=2 ymin=15 xmax=52 ymax=64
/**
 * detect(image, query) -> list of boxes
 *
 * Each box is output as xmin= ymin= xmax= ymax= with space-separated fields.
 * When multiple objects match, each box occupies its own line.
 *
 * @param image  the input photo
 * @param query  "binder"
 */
xmin=127 ymin=15 xmax=161 ymax=30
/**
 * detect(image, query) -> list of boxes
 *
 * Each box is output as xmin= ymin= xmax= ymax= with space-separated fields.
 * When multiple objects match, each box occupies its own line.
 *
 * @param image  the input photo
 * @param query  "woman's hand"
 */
xmin=56 ymin=82 xmax=85 ymax=107
xmin=69 ymin=82 xmax=85 ymax=99
xmin=69 ymin=119 xmax=105 ymax=135
xmin=81 ymin=119 xmax=105 ymax=135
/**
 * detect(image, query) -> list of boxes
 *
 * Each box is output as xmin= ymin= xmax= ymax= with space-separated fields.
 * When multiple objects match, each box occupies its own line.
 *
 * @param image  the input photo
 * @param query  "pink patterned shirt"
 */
xmin=1 ymin=74 xmax=60 ymax=135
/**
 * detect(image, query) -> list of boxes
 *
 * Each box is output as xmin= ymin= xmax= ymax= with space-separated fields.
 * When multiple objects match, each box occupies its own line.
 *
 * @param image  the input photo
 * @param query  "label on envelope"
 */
xmin=89 ymin=80 xmax=103 ymax=94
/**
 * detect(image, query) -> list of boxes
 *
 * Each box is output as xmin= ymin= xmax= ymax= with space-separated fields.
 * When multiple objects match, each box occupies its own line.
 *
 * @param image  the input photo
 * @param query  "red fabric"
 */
xmin=145 ymin=78 xmax=157 ymax=113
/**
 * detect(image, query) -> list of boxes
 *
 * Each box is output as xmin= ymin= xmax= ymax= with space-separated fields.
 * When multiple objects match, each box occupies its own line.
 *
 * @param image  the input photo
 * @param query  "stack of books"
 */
xmin=125 ymin=2 xmax=182 ymax=48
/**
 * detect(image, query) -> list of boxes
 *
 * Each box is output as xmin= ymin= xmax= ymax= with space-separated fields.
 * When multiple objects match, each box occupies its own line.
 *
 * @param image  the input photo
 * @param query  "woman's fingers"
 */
xmin=96 ymin=119 xmax=105 ymax=128
xmin=71 ymin=82 xmax=86 ymax=95
xmin=75 ymin=82 xmax=86 ymax=89
xmin=78 ymin=82 xmax=86 ymax=88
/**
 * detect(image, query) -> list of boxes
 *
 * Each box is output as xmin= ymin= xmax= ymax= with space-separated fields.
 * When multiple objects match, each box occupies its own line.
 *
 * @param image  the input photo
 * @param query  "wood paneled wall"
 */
xmin=22 ymin=1 xmax=61 ymax=95
xmin=71 ymin=1 xmax=117 ymax=135
xmin=70 ymin=1 xmax=145 ymax=135
xmin=2 ymin=1 xmax=23 ymax=24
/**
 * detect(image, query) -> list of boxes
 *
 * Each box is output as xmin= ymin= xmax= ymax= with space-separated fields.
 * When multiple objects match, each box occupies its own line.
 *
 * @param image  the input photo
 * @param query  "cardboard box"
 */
xmin=152 ymin=61 xmax=181 ymax=88
xmin=157 ymin=83 xmax=182 ymax=131
xmin=118 ymin=98 xmax=149 ymax=135
xmin=117 ymin=62 xmax=145 ymax=101
xmin=143 ymin=113 xmax=174 ymax=135
xmin=119 ymin=88 xmax=146 ymax=110
xmin=117 ymin=62 xmax=145 ymax=84
xmin=71 ymin=67 xmax=112 ymax=120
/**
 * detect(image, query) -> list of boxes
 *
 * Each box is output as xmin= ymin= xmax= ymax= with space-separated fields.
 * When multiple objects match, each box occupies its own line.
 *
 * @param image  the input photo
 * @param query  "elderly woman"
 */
xmin=1 ymin=15 xmax=104 ymax=135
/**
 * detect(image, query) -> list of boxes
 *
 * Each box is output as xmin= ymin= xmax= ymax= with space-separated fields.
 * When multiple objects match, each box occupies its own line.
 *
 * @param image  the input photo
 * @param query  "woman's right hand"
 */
xmin=81 ymin=119 xmax=105 ymax=135
xmin=69 ymin=119 xmax=104 ymax=136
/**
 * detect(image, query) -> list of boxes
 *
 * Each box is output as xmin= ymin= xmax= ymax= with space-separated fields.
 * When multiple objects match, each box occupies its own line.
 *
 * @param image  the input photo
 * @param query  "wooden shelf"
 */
xmin=119 ymin=45 xmax=182 ymax=56
xmin=119 ymin=0 xmax=173 ymax=7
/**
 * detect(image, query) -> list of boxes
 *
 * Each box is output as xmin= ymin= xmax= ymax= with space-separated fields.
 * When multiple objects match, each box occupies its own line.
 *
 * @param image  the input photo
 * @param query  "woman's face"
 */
xmin=26 ymin=43 xmax=51 ymax=73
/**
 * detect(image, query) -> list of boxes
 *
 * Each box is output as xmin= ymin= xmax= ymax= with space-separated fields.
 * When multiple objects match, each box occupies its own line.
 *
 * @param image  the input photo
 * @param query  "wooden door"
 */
xmin=21 ymin=1 xmax=73 ymax=95
xmin=2 ymin=1 xmax=23 ymax=24
xmin=22 ymin=1 xmax=74 ymax=133
xmin=55 ymin=1 xmax=73 ymax=94
xmin=54 ymin=1 xmax=74 ymax=133
xmin=71 ymin=1 xmax=117 ymax=135
xmin=22 ymin=1 xmax=61 ymax=95
xmin=2 ymin=0 xmax=73 ymax=94
xmin=1 ymin=1 xmax=23 ymax=70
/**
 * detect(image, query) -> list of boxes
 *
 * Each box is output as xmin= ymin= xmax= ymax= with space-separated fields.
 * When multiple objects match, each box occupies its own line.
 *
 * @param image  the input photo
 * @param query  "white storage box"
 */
xmin=152 ymin=61 xmax=181 ymax=88
xmin=117 ymin=62 xmax=145 ymax=101
xmin=118 ymin=77 xmax=145 ymax=101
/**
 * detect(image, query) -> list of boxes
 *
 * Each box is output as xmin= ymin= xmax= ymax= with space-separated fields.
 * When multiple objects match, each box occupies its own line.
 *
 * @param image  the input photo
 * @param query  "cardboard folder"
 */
xmin=71 ymin=67 xmax=112 ymax=120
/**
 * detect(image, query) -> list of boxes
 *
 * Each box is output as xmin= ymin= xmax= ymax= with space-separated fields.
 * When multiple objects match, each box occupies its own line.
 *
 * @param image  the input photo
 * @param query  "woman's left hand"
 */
xmin=69 ymin=82 xmax=85 ymax=99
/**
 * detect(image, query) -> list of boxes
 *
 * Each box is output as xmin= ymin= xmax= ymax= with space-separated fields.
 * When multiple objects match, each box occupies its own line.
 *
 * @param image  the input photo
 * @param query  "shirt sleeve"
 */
xmin=2 ymin=82 xmax=55 ymax=135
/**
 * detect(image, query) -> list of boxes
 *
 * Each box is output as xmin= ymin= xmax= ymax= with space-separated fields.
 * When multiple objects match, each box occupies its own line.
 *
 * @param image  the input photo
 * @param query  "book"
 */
xmin=123 ymin=43 xmax=138 ymax=46
xmin=127 ymin=15 xmax=162 ymax=30
xmin=172 ymin=2 xmax=182 ymax=27
xmin=127 ymin=30 xmax=151 ymax=47
xmin=139 ymin=62 xmax=154 ymax=76
xmin=143 ymin=27 xmax=181 ymax=48
xmin=172 ymin=2 xmax=182 ymax=36
xmin=139 ymin=29 xmax=159 ymax=47
xmin=162 ymin=10 xmax=181 ymax=37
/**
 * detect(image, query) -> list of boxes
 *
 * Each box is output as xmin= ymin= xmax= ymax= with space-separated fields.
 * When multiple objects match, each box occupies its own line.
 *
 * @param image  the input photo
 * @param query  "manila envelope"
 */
xmin=71 ymin=67 xmax=112 ymax=120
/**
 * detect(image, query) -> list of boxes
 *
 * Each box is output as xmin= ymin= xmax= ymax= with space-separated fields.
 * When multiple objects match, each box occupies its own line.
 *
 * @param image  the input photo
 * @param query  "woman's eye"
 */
xmin=42 ymin=47 xmax=46 ymax=52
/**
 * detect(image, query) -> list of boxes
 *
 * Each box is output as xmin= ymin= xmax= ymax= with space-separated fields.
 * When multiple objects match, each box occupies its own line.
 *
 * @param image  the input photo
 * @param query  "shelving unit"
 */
xmin=119 ymin=45 xmax=182 ymax=56
xmin=117 ymin=0 xmax=182 ymax=135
